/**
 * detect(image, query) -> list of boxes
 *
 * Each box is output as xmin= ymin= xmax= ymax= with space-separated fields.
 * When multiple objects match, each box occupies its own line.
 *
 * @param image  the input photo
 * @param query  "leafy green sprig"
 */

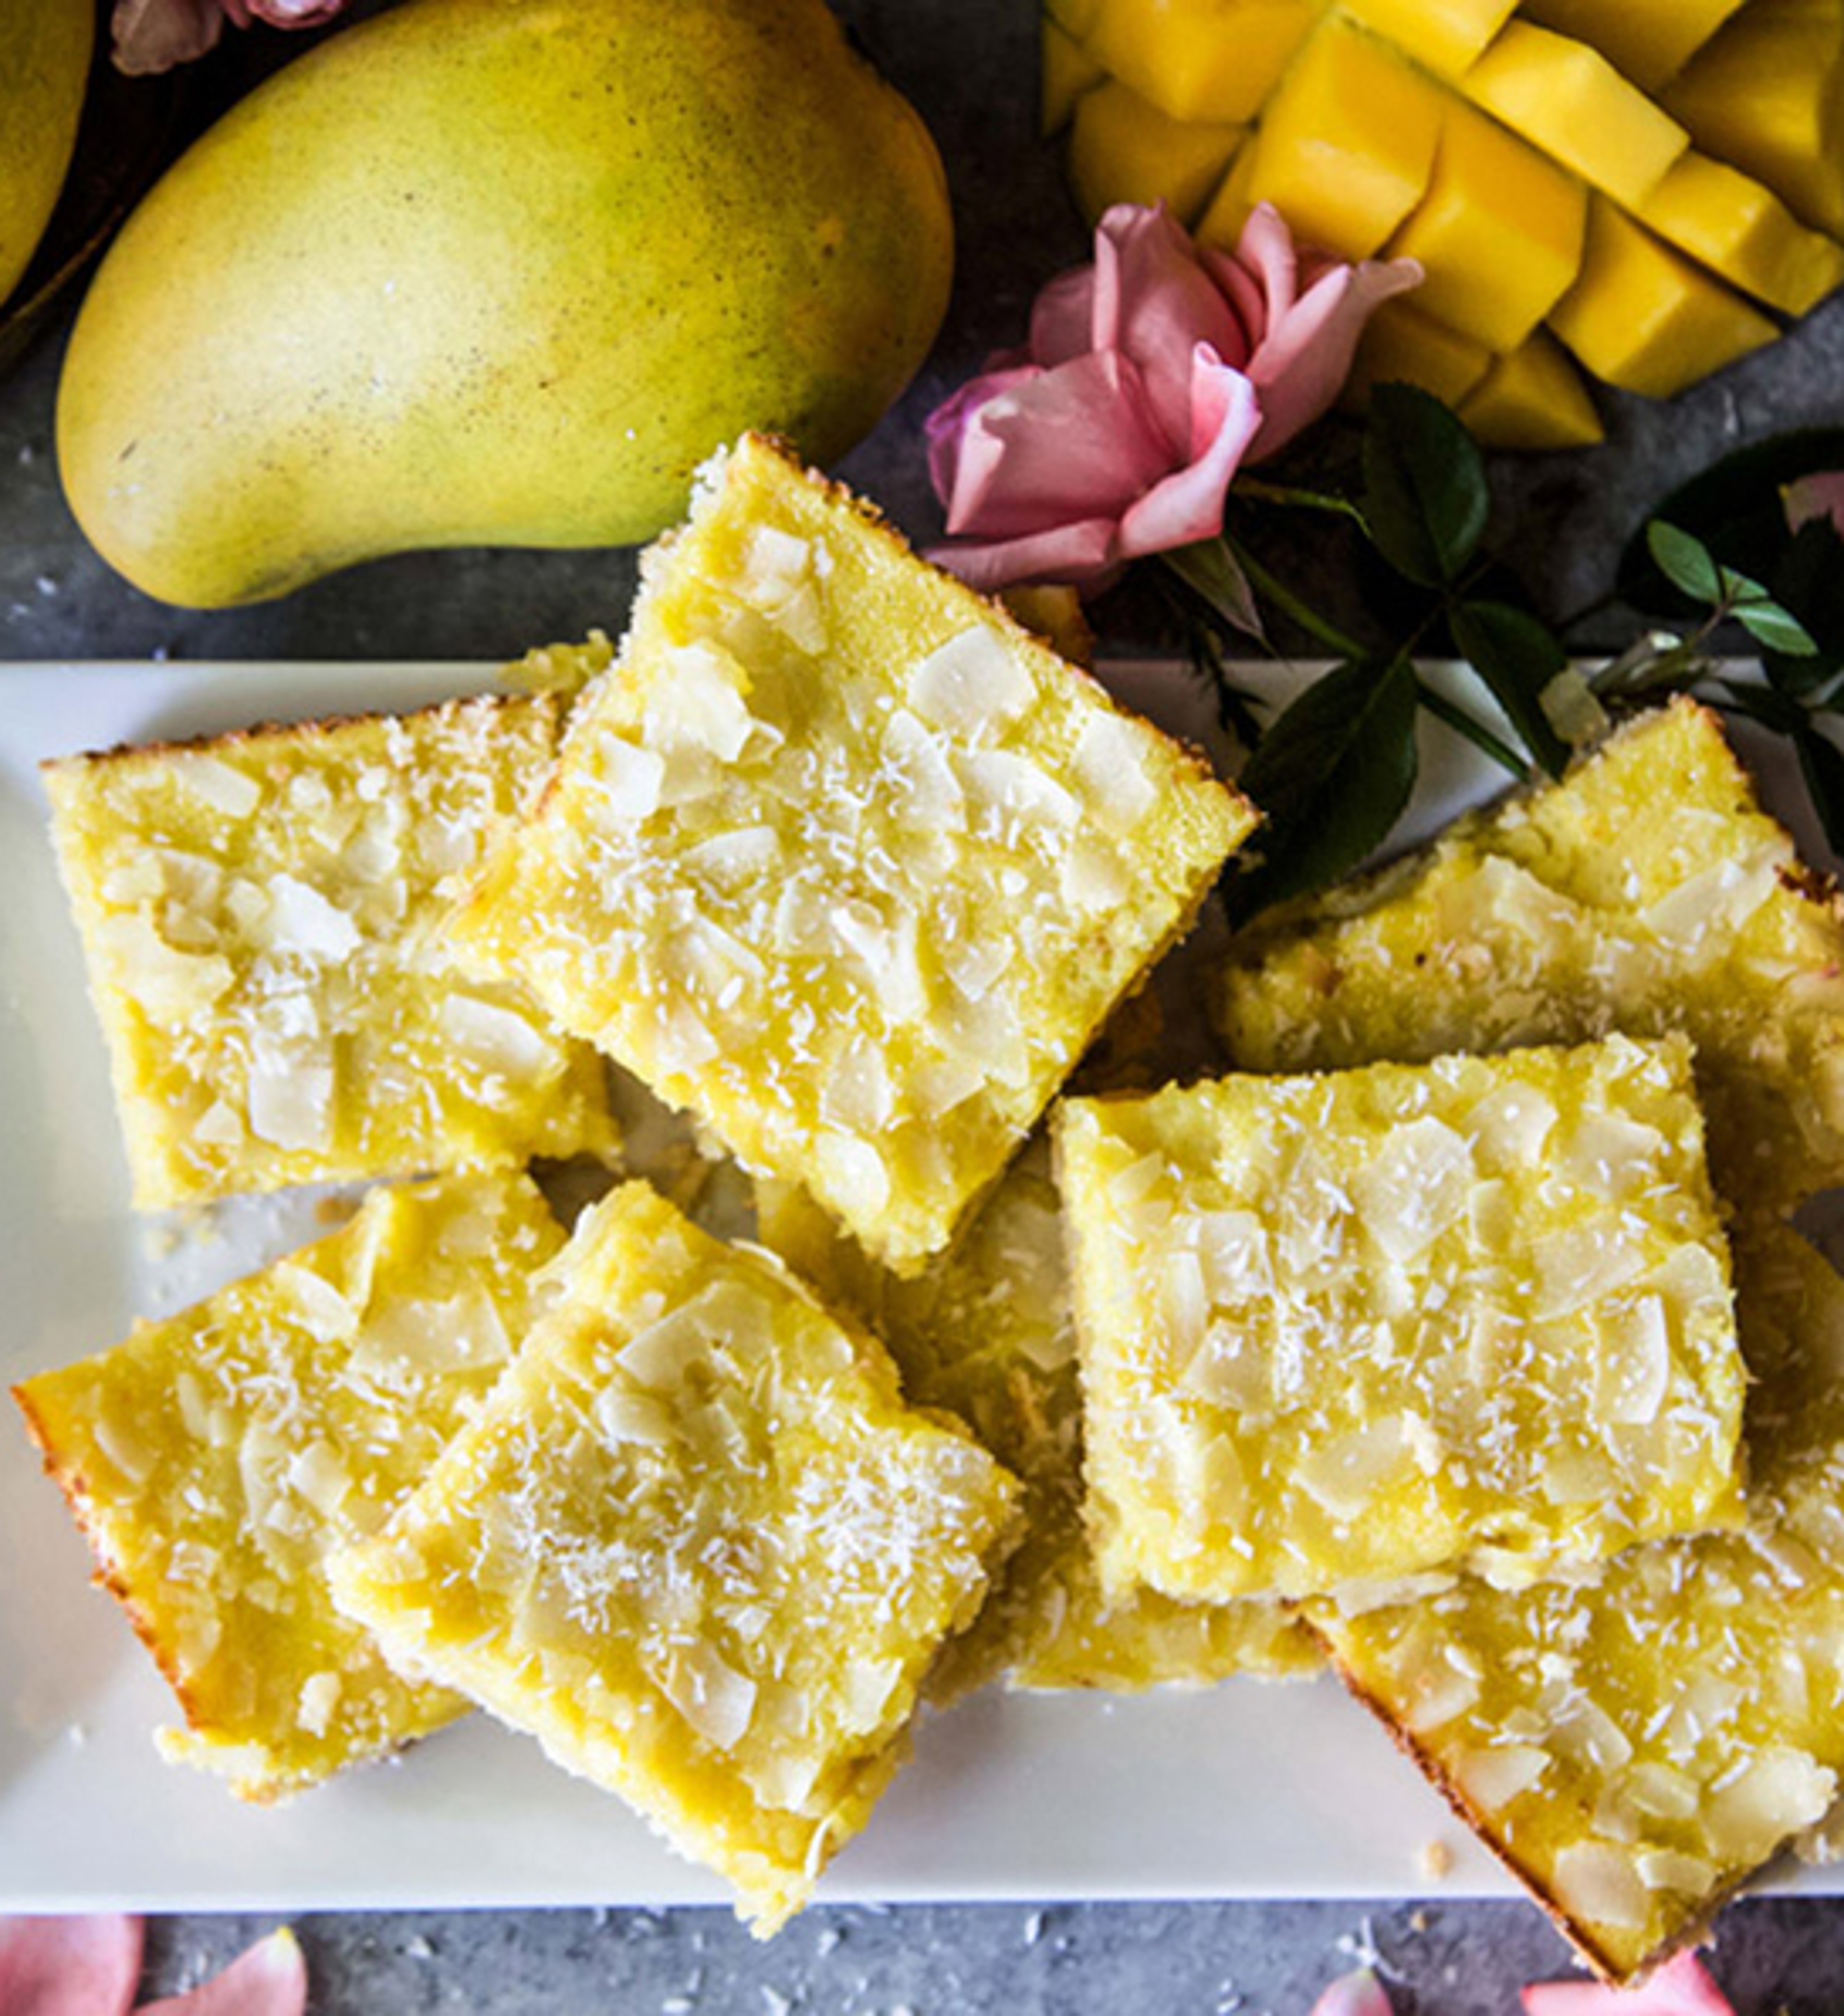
xmin=1161 ymin=389 xmax=1844 ymax=914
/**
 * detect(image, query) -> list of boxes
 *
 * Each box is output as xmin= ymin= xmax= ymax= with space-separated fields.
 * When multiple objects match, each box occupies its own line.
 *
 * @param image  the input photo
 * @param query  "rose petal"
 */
xmin=1246 ymin=253 xmax=1423 ymax=459
xmin=0 ymin=1916 xmax=143 ymax=2016
xmin=925 ymin=518 xmax=1124 ymax=592
xmin=1522 ymin=1952 xmax=1736 ymax=2016
xmin=1117 ymin=344 xmax=1261 ymax=558
xmin=139 ymin=1928 xmax=309 ymax=2016
xmin=111 ymin=0 xmax=227 ymax=73
xmin=1784 ymin=471 xmax=1844 ymax=540
xmin=925 ymin=364 xmax=1041 ymax=522
xmin=1310 ymin=1968 xmax=1395 ymax=2016
xmin=243 ymin=0 xmax=348 ymax=20
xmin=1095 ymin=203 xmax=1249 ymax=454
xmin=935 ymin=351 xmax=1174 ymax=539
xmin=1032 ymin=267 xmax=1099 ymax=368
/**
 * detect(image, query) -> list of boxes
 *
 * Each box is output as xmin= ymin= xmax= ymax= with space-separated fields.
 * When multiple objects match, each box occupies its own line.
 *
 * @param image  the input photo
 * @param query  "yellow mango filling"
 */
xmin=1344 ymin=298 xmax=1493 ymax=411
xmin=1070 ymin=78 xmax=1246 ymax=226
xmin=1551 ymin=196 xmax=1776 ymax=400
xmin=1642 ymin=152 xmax=1844 ymax=317
xmin=43 ymin=694 xmax=614 ymax=1209
xmin=757 ymin=1143 xmax=1320 ymax=1699
xmin=448 ymin=434 xmax=1255 ymax=1278
xmin=1463 ymin=23 xmax=1689 ymax=209
xmin=1244 ymin=12 xmax=1447 ymax=258
xmin=1457 ymin=331 xmax=1605 ymax=452
xmin=12 ymin=1173 xmax=564 ymax=1801
xmin=1083 ymin=0 xmax=1324 ymax=122
xmin=328 ymin=1182 xmax=1021 ymax=1937
xmin=1216 ymin=700 xmax=1844 ymax=1215
xmin=1340 ymin=0 xmax=1516 ymax=77
xmin=1316 ymin=1224 xmax=1844 ymax=1984
xmin=1041 ymin=14 xmax=1107 ymax=135
xmin=1664 ymin=0 xmax=1844 ymax=239
xmin=1056 ymin=1036 xmax=1746 ymax=1609
xmin=1518 ymin=0 xmax=1746 ymax=94
xmin=1387 ymin=96 xmax=1588 ymax=350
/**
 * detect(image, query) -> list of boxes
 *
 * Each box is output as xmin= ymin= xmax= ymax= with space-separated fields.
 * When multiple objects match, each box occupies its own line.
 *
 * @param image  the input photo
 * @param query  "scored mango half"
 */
xmin=1045 ymin=0 xmax=1844 ymax=448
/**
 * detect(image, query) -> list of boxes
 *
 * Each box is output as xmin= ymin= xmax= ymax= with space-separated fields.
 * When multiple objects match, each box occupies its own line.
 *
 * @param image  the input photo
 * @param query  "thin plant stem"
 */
xmin=1415 ymin=677 xmax=1528 ymax=779
xmin=1225 ymin=534 xmax=1369 ymax=659
xmin=1231 ymin=475 xmax=1370 ymax=527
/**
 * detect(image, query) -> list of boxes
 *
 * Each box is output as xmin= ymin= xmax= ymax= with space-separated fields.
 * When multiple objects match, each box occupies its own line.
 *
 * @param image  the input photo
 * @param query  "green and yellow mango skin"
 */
xmin=2 ymin=0 xmax=95 ymax=306
xmin=57 ymin=0 xmax=954 ymax=608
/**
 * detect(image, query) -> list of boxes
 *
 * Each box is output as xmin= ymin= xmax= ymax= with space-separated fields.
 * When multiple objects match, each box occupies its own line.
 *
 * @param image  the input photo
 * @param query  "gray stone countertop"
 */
xmin=6 ymin=0 xmax=1844 ymax=2010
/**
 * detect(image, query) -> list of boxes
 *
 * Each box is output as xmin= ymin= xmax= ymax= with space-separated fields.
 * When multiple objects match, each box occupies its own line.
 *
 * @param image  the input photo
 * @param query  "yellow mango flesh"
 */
xmin=58 ymin=0 xmax=953 ymax=610
xmin=1519 ymin=0 xmax=1746 ymax=94
xmin=1084 ymin=0 xmax=1324 ymax=122
xmin=1458 ymin=331 xmax=1604 ymax=451
xmin=1340 ymin=0 xmax=1515 ymax=77
xmin=1643 ymin=153 xmax=1844 ymax=317
xmin=1247 ymin=12 xmax=1446 ymax=258
xmin=1344 ymin=299 xmax=1493 ymax=411
xmin=1070 ymin=79 xmax=1245 ymax=227
xmin=1388 ymin=96 xmax=1587 ymax=350
xmin=1550 ymin=197 xmax=1776 ymax=400
xmin=1042 ymin=15 xmax=1107 ymax=136
xmin=1463 ymin=22 xmax=1689 ymax=209
xmin=0 ymin=0 xmax=94 ymax=305
xmin=1664 ymin=0 xmax=1844 ymax=239
xmin=1194 ymin=133 xmax=1262 ymax=251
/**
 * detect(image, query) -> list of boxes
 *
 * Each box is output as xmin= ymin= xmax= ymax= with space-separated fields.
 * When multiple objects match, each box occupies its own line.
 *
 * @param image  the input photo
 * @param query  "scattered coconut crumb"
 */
xmin=815 ymin=1929 xmax=843 ymax=1957
xmin=1419 ymin=1839 xmax=1455 ymax=1881
xmin=405 ymin=1933 xmax=435 ymax=1961
xmin=1022 ymin=1911 xmax=1044 ymax=1946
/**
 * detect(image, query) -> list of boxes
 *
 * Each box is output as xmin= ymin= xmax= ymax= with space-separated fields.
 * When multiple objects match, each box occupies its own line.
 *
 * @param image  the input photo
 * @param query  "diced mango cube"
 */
xmin=1194 ymin=133 xmax=1262 ymax=251
xmin=1387 ymin=96 xmax=1588 ymax=350
xmin=1342 ymin=299 xmax=1493 ymax=412
xmin=1549 ymin=197 xmax=1777 ymax=399
xmin=1246 ymin=12 xmax=1447 ymax=259
xmin=1643 ymin=153 xmax=1844 ymax=317
xmin=1458 ymin=331 xmax=1605 ymax=451
xmin=1464 ymin=22 xmax=1689 ymax=209
xmin=1042 ymin=15 xmax=1108 ymax=136
xmin=1069 ymin=78 xmax=1246 ymax=227
xmin=1043 ymin=0 xmax=1105 ymax=38
xmin=1083 ymin=0 xmax=1326 ymax=123
xmin=1664 ymin=0 xmax=1844 ymax=239
xmin=1340 ymin=0 xmax=1516 ymax=78
xmin=1518 ymin=0 xmax=1747 ymax=94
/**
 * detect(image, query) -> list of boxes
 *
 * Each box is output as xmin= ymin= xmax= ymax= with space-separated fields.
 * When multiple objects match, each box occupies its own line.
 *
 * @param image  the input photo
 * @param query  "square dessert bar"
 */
xmin=758 ymin=1145 xmax=1320 ymax=1699
xmin=328 ymin=1181 xmax=1021 ymax=1935
xmin=44 ymin=692 xmax=614 ymax=1209
xmin=1215 ymin=697 xmax=1844 ymax=1214
xmin=1316 ymin=1223 xmax=1844 ymax=1983
xmin=11 ymin=1171 xmax=564 ymax=1800
xmin=448 ymin=433 xmax=1257 ymax=1275
xmin=1055 ymin=1034 xmax=1747 ymax=1607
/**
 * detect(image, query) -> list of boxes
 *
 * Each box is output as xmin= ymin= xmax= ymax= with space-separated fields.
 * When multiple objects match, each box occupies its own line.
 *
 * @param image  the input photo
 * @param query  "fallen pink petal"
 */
xmin=1308 ymin=1966 xmax=1396 ymax=2016
xmin=137 ymin=1927 xmax=308 ymax=2016
xmin=1784 ymin=471 xmax=1844 ymax=541
xmin=0 ymin=1915 xmax=143 ymax=2016
xmin=1522 ymin=1951 xmax=1737 ymax=2016
xmin=111 ymin=0 xmax=350 ymax=73
xmin=924 ymin=199 xmax=1419 ymax=592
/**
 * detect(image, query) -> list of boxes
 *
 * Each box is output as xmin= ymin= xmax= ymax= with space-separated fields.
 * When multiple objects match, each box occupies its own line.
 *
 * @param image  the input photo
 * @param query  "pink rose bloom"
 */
xmin=925 ymin=200 xmax=1421 ymax=592
xmin=1522 ymin=1952 xmax=1736 ymax=2016
xmin=0 ymin=1915 xmax=307 ymax=2016
xmin=1785 ymin=470 xmax=1844 ymax=542
xmin=113 ymin=0 xmax=349 ymax=75
xmin=1308 ymin=1970 xmax=1395 ymax=2016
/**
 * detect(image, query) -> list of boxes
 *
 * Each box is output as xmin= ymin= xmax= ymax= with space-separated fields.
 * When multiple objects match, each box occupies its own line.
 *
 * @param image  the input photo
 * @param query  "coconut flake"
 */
xmin=439 ymin=994 xmax=553 ymax=1078
xmin=665 ymin=1642 xmax=757 ymax=1752
xmin=1593 ymin=1295 xmax=1671 ymax=1425
xmin=1705 ymin=1749 xmax=1835 ymax=1861
xmin=247 ymin=1059 xmax=335 ymax=1151
xmin=178 ymin=753 xmax=262 ymax=819
xmin=256 ymin=874 xmax=362 ymax=961
xmin=910 ymin=627 xmax=1034 ymax=737
xmin=1072 ymin=713 xmax=1157 ymax=832
xmin=1454 ymin=1742 xmax=1548 ymax=1813
xmin=594 ymin=735 xmax=667 ymax=819
xmin=1353 ymin=1118 xmax=1473 ymax=1262
xmin=1552 ymin=1842 xmax=1650 ymax=1930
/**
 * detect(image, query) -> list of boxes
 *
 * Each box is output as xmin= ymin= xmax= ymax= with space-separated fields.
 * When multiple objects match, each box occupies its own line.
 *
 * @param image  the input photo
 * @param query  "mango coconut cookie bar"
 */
xmin=43 ymin=691 xmax=614 ymax=1210
xmin=11 ymin=1172 xmax=564 ymax=1801
xmin=757 ymin=1143 xmax=1320 ymax=1700
xmin=447 ymin=433 xmax=1257 ymax=1277
xmin=1315 ymin=1222 xmax=1844 ymax=1985
xmin=1215 ymin=697 xmax=1844 ymax=1215
xmin=1055 ymin=1035 xmax=1747 ymax=1608
xmin=328 ymin=1182 xmax=1022 ymax=1936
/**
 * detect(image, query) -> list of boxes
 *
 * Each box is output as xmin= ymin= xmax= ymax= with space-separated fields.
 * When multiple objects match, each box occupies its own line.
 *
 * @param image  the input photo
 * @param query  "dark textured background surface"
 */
xmin=6 ymin=1 xmax=1844 ymax=2008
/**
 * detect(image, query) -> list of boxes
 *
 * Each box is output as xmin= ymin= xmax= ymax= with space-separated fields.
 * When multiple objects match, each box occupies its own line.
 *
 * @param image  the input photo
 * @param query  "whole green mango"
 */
xmin=1 ymin=0 xmax=95 ymax=307
xmin=57 ymin=0 xmax=953 ymax=608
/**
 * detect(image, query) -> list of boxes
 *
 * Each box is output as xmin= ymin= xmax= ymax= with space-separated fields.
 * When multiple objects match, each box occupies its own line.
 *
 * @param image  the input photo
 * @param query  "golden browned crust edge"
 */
xmin=1315 ymin=1628 xmax=1723 ymax=1988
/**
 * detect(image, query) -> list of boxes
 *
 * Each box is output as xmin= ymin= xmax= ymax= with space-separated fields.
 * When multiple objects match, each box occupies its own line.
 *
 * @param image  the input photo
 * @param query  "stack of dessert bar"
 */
xmin=17 ymin=435 xmax=1844 ymax=1972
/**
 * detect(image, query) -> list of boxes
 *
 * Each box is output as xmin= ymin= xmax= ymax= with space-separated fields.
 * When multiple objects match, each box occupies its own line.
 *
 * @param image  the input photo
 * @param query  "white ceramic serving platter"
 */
xmin=1 ymin=657 xmax=1837 ymax=1915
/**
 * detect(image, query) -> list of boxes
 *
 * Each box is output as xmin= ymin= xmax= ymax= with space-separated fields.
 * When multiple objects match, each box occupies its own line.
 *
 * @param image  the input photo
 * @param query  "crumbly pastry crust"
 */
xmin=448 ymin=432 xmax=1257 ymax=1276
xmin=1315 ymin=1222 xmax=1844 ymax=1984
xmin=43 ymin=690 xmax=615 ymax=1209
xmin=1056 ymin=1034 xmax=1746 ymax=1606
xmin=1216 ymin=696 xmax=1844 ymax=1215
xmin=329 ymin=1181 xmax=1023 ymax=1935
xmin=12 ymin=1171 xmax=565 ymax=1801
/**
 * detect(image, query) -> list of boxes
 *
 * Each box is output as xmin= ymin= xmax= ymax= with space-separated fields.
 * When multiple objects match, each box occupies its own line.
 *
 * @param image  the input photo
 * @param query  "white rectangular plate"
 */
xmin=1 ymin=659 xmax=1836 ymax=1914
